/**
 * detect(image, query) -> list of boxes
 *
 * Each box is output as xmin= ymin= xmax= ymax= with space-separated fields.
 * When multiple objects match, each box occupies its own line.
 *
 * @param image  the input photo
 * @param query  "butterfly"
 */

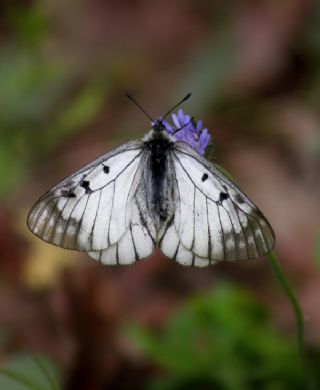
xmin=27 ymin=94 xmax=275 ymax=267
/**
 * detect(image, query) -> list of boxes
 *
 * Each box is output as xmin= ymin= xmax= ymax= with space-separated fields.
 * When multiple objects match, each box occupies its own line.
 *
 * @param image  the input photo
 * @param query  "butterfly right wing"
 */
xmin=158 ymin=152 xmax=211 ymax=267
xmin=175 ymin=142 xmax=274 ymax=262
xmin=27 ymin=140 xmax=146 ymax=252
xmin=160 ymin=218 xmax=210 ymax=267
xmin=160 ymin=142 xmax=275 ymax=266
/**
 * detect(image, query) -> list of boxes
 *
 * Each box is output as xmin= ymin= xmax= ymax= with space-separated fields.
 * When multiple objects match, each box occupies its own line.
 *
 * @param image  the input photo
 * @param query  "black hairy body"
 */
xmin=145 ymin=130 xmax=173 ymax=223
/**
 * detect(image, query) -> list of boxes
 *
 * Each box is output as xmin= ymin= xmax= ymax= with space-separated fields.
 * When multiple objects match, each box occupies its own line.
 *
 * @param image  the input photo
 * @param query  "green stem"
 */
xmin=267 ymin=251 xmax=304 ymax=356
xmin=267 ymin=251 xmax=316 ymax=389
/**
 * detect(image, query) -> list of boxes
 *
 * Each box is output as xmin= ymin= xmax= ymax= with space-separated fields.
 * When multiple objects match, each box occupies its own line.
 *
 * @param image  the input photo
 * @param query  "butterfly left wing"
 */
xmin=27 ymin=140 xmax=146 ymax=252
xmin=160 ymin=142 xmax=275 ymax=266
xmin=87 ymin=175 xmax=157 ymax=265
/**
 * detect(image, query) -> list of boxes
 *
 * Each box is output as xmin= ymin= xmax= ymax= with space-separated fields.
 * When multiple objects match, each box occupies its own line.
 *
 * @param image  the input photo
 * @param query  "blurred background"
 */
xmin=0 ymin=0 xmax=319 ymax=389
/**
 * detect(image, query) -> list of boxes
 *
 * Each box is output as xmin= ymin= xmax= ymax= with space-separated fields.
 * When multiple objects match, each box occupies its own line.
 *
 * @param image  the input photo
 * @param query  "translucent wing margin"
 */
xmin=27 ymin=140 xmax=146 ymax=252
xmin=160 ymin=142 xmax=275 ymax=265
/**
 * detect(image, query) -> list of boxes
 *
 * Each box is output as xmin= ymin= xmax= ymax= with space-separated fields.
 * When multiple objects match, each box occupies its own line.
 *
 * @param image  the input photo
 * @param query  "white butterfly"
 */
xmin=27 ymin=99 xmax=275 ymax=267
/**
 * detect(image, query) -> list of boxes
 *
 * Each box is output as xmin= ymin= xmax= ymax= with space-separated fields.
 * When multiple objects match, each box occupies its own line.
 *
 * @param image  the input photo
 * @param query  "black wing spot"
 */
xmin=103 ymin=165 xmax=110 ymax=174
xmin=202 ymin=173 xmax=208 ymax=182
xmin=80 ymin=180 xmax=93 ymax=194
xmin=219 ymin=192 xmax=229 ymax=203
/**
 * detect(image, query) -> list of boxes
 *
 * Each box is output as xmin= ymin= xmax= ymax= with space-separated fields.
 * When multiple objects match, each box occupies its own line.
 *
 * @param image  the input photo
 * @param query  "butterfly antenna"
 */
xmin=126 ymin=93 xmax=156 ymax=125
xmin=162 ymin=93 xmax=192 ymax=121
xmin=172 ymin=116 xmax=194 ymax=135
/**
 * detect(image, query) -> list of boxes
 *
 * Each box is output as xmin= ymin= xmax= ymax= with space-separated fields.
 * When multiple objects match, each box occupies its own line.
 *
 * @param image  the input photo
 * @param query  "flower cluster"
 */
xmin=158 ymin=109 xmax=211 ymax=155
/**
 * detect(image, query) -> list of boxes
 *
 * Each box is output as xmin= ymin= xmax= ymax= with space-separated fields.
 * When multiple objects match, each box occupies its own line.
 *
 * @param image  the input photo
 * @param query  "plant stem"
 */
xmin=267 ymin=251 xmax=316 ymax=389
xmin=268 ymin=251 xmax=304 ymax=356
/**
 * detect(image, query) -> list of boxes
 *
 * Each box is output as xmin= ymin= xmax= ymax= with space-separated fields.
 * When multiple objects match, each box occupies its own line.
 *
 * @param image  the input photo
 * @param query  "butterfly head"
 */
xmin=152 ymin=120 xmax=167 ymax=133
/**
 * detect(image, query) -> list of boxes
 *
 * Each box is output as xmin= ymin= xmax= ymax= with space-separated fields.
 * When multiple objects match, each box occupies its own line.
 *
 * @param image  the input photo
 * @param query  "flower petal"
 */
xmin=172 ymin=113 xmax=181 ymax=128
xmin=152 ymin=109 xmax=212 ymax=155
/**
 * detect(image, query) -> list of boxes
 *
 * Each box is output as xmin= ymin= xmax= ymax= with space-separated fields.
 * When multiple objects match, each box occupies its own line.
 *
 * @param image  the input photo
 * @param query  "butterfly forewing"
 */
xmin=27 ymin=140 xmax=146 ymax=251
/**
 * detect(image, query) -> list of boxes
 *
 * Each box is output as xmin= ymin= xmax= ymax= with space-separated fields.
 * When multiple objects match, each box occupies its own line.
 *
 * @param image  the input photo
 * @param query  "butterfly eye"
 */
xmin=153 ymin=121 xmax=166 ymax=132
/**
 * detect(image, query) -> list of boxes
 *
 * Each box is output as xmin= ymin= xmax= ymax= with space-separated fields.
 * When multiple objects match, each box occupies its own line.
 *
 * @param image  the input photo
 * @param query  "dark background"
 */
xmin=0 ymin=1 xmax=319 ymax=389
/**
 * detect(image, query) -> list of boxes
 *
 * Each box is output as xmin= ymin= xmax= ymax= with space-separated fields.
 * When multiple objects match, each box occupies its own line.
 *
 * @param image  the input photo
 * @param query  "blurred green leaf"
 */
xmin=176 ymin=30 xmax=235 ymax=116
xmin=47 ymin=81 xmax=106 ymax=143
xmin=6 ymin=1 xmax=50 ymax=46
xmin=0 ymin=354 xmax=60 ymax=390
xmin=0 ymin=45 xmax=71 ymax=197
xmin=128 ymin=283 xmax=310 ymax=390
xmin=0 ymin=40 xmax=107 ymax=197
xmin=0 ymin=49 xmax=69 ymax=127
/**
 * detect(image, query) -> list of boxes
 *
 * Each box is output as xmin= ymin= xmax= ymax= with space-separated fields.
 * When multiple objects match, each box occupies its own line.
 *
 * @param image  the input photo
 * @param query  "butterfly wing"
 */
xmin=160 ymin=218 xmax=211 ymax=267
xmin=160 ymin=142 xmax=275 ymax=266
xmin=87 ymin=174 xmax=157 ymax=265
xmin=27 ymin=140 xmax=147 ymax=252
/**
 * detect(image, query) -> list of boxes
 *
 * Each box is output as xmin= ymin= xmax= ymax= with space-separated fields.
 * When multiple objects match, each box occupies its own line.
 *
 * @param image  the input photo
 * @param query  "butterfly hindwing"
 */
xmin=27 ymin=140 xmax=146 ymax=252
xmin=87 ymin=179 xmax=156 ymax=264
xmin=167 ymin=142 xmax=275 ymax=263
xmin=160 ymin=219 xmax=210 ymax=267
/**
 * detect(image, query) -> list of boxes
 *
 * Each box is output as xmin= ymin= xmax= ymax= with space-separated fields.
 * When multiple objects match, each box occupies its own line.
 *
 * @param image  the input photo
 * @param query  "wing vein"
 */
xmin=173 ymin=148 xmax=244 ymax=197
xmin=65 ymin=149 xmax=144 ymax=196
xmin=116 ymin=244 xmax=119 ymax=265
xmin=173 ymin=242 xmax=180 ymax=261
xmin=61 ymin=195 xmax=84 ymax=247
xmin=130 ymin=225 xmax=139 ymax=261
xmin=217 ymin=205 xmax=226 ymax=260
xmin=136 ymin=201 xmax=156 ymax=244
xmin=48 ymin=198 xmax=69 ymax=243
xmin=90 ymin=189 xmax=102 ymax=249
xmin=31 ymin=195 xmax=58 ymax=232
xmin=66 ymin=146 xmax=144 ymax=191
xmin=173 ymin=154 xmax=217 ymax=204
xmin=223 ymin=204 xmax=238 ymax=260
xmin=107 ymin=182 xmax=116 ymax=246
xmin=191 ymin=187 xmax=196 ymax=250
xmin=250 ymin=212 xmax=271 ymax=253
xmin=124 ymin=153 xmax=146 ymax=225
xmin=246 ymin=216 xmax=261 ymax=256
xmin=40 ymin=197 xmax=60 ymax=238
xmin=232 ymin=203 xmax=249 ymax=259
xmin=206 ymin=198 xmax=212 ymax=264
xmin=75 ymin=194 xmax=90 ymax=249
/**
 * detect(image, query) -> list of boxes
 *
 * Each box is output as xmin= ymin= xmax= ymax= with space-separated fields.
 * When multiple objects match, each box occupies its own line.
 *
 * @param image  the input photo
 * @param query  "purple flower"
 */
xmin=152 ymin=109 xmax=211 ymax=155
